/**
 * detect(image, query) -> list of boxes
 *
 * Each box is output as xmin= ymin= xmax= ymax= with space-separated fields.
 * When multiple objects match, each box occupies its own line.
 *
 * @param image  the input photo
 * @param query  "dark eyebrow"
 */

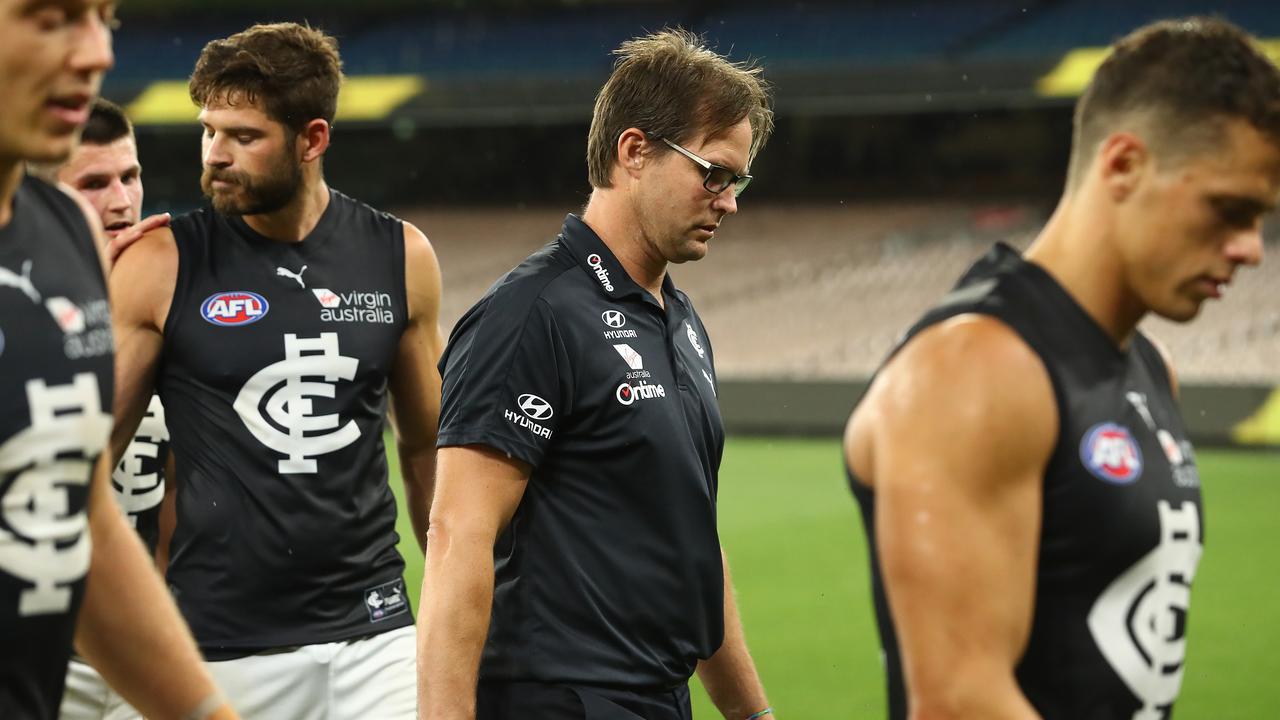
xmin=74 ymin=172 xmax=111 ymax=186
xmin=1208 ymin=194 xmax=1277 ymax=216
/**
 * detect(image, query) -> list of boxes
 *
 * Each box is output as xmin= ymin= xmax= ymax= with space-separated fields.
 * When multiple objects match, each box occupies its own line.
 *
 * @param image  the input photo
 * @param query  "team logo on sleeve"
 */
xmin=201 ymin=291 xmax=269 ymax=326
xmin=1081 ymin=422 xmax=1143 ymax=484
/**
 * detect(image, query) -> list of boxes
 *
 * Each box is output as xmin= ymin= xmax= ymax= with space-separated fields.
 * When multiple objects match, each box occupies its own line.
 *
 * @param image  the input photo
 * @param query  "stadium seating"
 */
xmin=408 ymin=204 xmax=1280 ymax=383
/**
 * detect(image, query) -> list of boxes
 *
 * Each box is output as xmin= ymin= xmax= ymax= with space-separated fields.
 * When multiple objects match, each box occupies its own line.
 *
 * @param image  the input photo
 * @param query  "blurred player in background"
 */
xmin=110 ymin=21 xmax=444 ymax=719
xmin=845 ymin=17 xmax=1280 ymax=720
xmin=421 ymin=28 xmax=775 ymax=720
xmin=30 ymin=97 xmax=174 ymax=720
xmin=0 ymin=1 xmax=235 ymax=719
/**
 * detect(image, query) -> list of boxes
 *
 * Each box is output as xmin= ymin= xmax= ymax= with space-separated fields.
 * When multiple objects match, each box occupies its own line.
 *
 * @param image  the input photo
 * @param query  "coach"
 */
xmin=418 ymin=28 xmax=775 ymax=720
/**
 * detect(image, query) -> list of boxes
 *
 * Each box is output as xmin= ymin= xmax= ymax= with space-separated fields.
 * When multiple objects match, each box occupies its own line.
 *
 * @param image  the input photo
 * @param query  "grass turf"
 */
xmin=389 ymin=439 xmax=1279 ymax=718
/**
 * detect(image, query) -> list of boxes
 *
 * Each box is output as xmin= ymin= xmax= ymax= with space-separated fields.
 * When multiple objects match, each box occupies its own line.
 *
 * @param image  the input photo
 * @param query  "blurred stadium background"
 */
xmin=110 ymin=0 xmax=1279 ymax=716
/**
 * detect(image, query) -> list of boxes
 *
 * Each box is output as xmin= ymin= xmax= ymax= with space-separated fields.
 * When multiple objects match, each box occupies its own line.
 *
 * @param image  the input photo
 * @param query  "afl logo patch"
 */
xmin=1081 ymin=422 xmax=1143 ymax=484
xmin=201 ymin=291 xmax=269 ymax=326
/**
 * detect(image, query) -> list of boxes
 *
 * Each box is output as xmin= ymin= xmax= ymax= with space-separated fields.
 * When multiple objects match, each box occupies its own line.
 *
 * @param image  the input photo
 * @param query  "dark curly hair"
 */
xmin=189 ymin=22 xmax=344 ymax=133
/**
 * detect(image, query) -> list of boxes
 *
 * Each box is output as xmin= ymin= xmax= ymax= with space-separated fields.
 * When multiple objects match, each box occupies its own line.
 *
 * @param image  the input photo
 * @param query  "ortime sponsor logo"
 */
xmin=1081 ymin=422 xmax=1143 ymax=484
xmin=601 ymin=310 xmax=626 ymax=328
xmin=202 ymin=291 xmax=269 ymax=326
xmin=311 ymin=288 xmax=395 ymax=324
xmin=587 ymin=254 xmax=614 ymax=292
xmin=615 ymin=380 xmax=666 ymax=406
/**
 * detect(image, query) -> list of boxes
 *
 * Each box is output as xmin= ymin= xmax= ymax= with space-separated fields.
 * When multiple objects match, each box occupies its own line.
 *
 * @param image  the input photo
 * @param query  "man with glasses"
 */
xmin=419 ymin=28 xmax=775 ymax=720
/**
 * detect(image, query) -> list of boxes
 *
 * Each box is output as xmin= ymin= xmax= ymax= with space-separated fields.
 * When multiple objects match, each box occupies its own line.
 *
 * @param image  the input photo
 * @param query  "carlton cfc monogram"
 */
xmin=0 ymin=374 xmax=110 ymax=616
xmin=233 ymin=333 xmax=362 ymax=474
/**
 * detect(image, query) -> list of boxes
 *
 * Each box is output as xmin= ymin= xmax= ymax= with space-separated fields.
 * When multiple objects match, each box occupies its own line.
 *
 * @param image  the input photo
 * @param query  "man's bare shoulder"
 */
xmin=113 ymin=226 xmax=177 ymax=277
xmin=401 ymin=221 xmax=442 ymax=321
xmin=847 ymin=313 xmax=1058 ymax=485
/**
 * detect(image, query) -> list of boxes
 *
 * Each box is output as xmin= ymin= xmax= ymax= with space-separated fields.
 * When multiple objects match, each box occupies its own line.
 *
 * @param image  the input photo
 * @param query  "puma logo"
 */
xmin=276 ymin=265 xmax=308 ymax=289
xmin=0 ymin=260 xmax=40 ymax=303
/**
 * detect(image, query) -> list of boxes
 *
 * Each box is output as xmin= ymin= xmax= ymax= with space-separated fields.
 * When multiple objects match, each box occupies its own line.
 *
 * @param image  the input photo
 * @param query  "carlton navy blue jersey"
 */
xmin=158 ymin=189 xmax=412 ymax=655
xmin=0 ymin=176 xmax=113 ymax=718
xmin=850 ymin=243 xmax=1203 ymax=720
xmin=438 ymin=215 xmax=726 ymax=688
xmin=111 ymin=395 xmax=168 ymax=555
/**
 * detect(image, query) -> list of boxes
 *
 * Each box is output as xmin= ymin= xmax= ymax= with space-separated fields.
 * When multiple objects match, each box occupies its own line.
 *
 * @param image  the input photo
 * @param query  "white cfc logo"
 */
xmin=0 ymin=374 xmax=110 ymax=616
xmin=1088 ymin=500 xmax=1202 ymax=719
xmin=112 ymin=395 xmax=168 ymax=525
xmin=234 ymin=333 xmax=361 ymax=474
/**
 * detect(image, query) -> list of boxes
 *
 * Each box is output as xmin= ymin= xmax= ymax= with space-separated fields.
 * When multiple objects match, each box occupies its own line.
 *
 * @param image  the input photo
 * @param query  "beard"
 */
xmin=201 ymin=151 xmax=302 ymax=216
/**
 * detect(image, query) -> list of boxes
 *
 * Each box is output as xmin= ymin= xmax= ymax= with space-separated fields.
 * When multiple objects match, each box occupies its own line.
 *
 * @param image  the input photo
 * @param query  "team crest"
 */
xmin=1081 ymin=422 xmax=1143 ymax=484
xmin=201 ymin=291 xmax=269 ymax=326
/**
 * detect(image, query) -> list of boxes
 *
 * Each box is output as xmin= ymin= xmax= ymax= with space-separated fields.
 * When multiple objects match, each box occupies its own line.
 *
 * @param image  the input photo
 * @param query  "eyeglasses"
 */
xmin=659 ymin=137 xmax=753 ymax=198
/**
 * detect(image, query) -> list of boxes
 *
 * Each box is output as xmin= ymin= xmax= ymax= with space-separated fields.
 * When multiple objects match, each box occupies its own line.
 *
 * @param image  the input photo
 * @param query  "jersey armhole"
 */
xmin=161 ymin=222 xmax=193 ymax=346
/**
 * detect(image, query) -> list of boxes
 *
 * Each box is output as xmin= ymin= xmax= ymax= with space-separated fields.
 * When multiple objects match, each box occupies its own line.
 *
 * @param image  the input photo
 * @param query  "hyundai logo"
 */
xmin=602 ymin=310 xmax=626 ymax=328
xmin=517 ymin=393 xmax=554 ymax=420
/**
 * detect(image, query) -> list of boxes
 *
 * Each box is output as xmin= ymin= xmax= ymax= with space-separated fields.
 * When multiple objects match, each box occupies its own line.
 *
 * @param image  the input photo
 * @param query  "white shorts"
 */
xmin=205 ymin=625 xmax=416 ymax=720
xmin=58 ymin=657 xmax=140 ymax=720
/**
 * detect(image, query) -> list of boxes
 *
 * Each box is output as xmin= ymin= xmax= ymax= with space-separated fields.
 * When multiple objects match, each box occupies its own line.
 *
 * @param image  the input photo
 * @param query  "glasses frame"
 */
xmin=658 ymin=137 xmax=752 ymax=198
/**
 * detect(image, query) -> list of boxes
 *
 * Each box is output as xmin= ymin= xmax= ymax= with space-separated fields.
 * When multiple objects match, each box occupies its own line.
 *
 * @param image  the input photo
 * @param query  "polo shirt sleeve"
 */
xmin=436 ymin=294 xmax=571 ymax=469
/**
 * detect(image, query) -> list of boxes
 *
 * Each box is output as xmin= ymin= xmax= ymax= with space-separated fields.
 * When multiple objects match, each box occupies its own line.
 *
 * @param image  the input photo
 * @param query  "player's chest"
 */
xmin=569 ymin=301 xmax=721 ymax=438
xmin=171 ymin=251 xmax=404 ymax=388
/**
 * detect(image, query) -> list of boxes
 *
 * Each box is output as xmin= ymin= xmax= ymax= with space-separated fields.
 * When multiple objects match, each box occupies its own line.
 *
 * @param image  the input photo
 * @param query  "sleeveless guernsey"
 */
xmin=159 ymin=189 xmax=413 ymax=656
xmin=850 ymin=243 xmax=1203 ymax=720
xmin=1 ymin=176 xmax=113 ymax=718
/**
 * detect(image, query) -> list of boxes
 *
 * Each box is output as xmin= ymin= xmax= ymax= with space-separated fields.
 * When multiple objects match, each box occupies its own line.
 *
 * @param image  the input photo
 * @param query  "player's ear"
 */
xmin=1097 ymin=131 xmax=1149 ymax=202
xmin=299 ymin=119 xmax=330 ymax=163
xmin=617 ymin=128 xmax=648 ymax=183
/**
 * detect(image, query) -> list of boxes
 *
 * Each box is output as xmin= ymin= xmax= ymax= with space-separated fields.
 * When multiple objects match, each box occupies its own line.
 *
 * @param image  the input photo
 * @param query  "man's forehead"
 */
xmin=59 ymin=136 xmax=138 ymax=178
xmin=199 ymin=100 xmax=276 ymax=127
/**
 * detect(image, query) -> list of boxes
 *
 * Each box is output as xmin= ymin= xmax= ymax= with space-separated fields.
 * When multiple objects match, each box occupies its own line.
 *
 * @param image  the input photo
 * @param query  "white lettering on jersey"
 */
xmin=233 ymin=333 xmax=361 ymax=474
xmin=112 ymin=395 xmax=168 ymax=525
xmin=0 ymin=374 xmax=109 ymax=615
xmin=1087 ymin=500 xmax=1202 ymax=719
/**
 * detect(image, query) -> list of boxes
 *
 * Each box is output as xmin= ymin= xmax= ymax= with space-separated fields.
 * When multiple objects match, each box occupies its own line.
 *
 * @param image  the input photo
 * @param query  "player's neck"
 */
xmin=1025 ymin=194 xmax=1147 ymax=348
xmin=0 ymin=160 xmax=23 ymax=228
xmin=240 ymin=177 xmax=330 ymax=243
xmin=581 ymin=190 xmax=667 ymax=306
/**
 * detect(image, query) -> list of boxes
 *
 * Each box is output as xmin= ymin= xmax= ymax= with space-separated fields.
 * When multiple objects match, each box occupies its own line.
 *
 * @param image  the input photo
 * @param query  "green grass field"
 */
xmin=389 ymin=439 xmax=1280 ymax=719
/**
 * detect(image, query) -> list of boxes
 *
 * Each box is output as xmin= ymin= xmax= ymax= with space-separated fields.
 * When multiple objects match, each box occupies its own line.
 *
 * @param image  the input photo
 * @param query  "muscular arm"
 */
xmin=76 ymin=455 xmax=235 ymax=720
xmin=696 ymin=549 xmax=771 ymax=719
xmin=846 ymin=316 xmax=1057 ymax=720
xmin=108 ymin=229 xmax=177 ymax=463
xmin=388 ymin=223 xmax=445 ymax=554
xmin=417 ymin=445 xmax=529 ymax=719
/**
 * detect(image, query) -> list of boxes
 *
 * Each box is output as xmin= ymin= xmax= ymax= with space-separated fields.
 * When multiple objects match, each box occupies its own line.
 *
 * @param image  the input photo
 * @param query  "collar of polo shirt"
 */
xmin=559 ymin=214 xmax=677 ymax=305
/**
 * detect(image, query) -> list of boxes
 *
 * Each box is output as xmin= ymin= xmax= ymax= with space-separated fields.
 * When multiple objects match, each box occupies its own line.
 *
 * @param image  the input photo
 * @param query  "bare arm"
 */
xmin=388 ymin=223 xmax=445 ymax=554
xmin=77 ymin=456 xmax=236 ymax=720
xmin=847 ymin=316 xmax=1057 ymax=720
xmin=418 ymin=445 xmax=529 ymax=719
xmin=696 ymin=549 xmax=771 ymax=719
xmin=108 ymin=228 xmax=177 ymax=463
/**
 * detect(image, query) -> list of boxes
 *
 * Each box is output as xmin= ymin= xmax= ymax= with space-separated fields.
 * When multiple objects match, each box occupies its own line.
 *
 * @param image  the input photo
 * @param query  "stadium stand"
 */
xmin=409 ymin=204 xmax=1280 ymax=384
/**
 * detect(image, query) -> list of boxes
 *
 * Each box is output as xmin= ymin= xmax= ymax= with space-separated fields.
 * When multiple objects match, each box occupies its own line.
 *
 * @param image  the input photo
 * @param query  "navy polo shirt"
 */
xmin=437 ymin=214 xmax=726 ymax=688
